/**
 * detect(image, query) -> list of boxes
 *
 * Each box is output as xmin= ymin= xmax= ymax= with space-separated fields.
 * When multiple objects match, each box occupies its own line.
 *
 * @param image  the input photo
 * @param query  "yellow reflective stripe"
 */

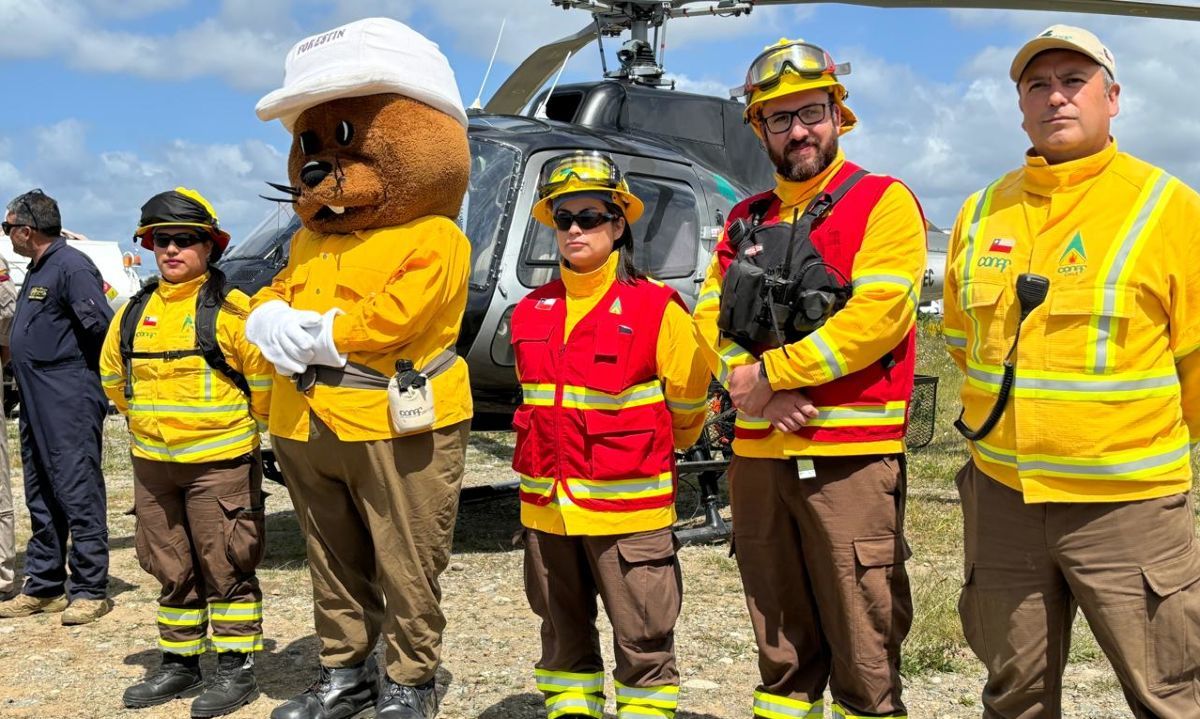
xmin=159 ymin=637 xmax=207 ymax=656
xmin=545 ymin=692 xmax=605 ymax=719
xmin=852 ymin=272 xmax=918 ymax=312
xmin=100 ymin=373 xmax=123 ymax=386
xmin=696 ymin=288 xmax=720 ymax=310
xmin=567 ymin=472 xmax=674 ymax=500
xmin=129 ymin=402 xmax=249 ymax=416
xmin=132 ymin=425 xmax=257 ymax=460
xmin=209 ymin=602 xmax=262 ymax=622
xmin=809 ymin=327 xmax=847 ymax=380
xmin=246 ymin=375 xmax=272 ymax=389
xmin=615 ymin=681 xmax=679 ymax=709
xmin=535 ymin=669 xmax=605 ymax=693
xmin=831 ymin=704 xmax=905 ymax=719
xmin=210 ymin=634 xmax=263 ymax=652
xmin=522 ymin=383 xmax=557 ymax=407
xmin=561 ymin=381 xmax=664 ymax=411
xmin=666 ymin=395 xmax=707 ymax=413
xmin=156 ymin=607 xmax=207 ymax=626
xmin=943 ymin=327 xmax=967 ymax=350
xmin=807 ymin=402 xmax=907 ymax=428
xmin=965 ymin=361 xmax=1179 ymax=400
xmin=753 ymin=690 xmax=824 ymax=719
xmin=960 ymin=182 xmax=1000 ymax=363
xmin=717 ymin=341 xmax=752 ymax=385
xmin=734 ymin=413 xmax=770 ymax=430
xmin=519 ymin=474 xmax=555 ymax=496
xmin=1087 ymin=170 xmax=1174 ymax=373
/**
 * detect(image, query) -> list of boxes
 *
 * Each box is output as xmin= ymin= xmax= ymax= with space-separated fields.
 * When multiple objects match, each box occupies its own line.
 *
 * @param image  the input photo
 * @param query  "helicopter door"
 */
xmin=515 ymin=153 xmax=708 ymax=308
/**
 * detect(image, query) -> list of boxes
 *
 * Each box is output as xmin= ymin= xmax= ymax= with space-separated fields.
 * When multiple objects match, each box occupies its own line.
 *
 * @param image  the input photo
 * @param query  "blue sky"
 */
xmin=2 ymin=1 xmax=1199 ymax=248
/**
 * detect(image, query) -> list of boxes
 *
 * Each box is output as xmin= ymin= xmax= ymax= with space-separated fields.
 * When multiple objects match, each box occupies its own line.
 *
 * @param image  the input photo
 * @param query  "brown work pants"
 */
xmin=729 ymin=454 xmax=911 ymax=719
xmin=132 ymin=453 xmax=265 ymax=655
xmin=523 ymin=527 xmax=682 ymax=719
xmin=273 ymin=416 xmax=468 ymax=685
xmin=956 ymin=460 xmax=1200 ymax=718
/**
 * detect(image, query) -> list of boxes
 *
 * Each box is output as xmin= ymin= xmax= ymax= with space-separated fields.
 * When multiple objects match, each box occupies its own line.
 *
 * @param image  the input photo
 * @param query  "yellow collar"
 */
xmin=157 ymin=271 xmax=208 ymax=299
xmin=1023 ymin=141 xmax=1117 ymax=197
xmin=561 ymin=252 xmax=618 ymax=299
xmin=774 ymin=149 xmax=847 ymax=208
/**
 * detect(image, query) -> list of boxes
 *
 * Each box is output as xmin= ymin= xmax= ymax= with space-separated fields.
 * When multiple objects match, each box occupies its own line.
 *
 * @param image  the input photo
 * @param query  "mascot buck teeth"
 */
xmin=247 ymin=18 xmax=472 ymax=719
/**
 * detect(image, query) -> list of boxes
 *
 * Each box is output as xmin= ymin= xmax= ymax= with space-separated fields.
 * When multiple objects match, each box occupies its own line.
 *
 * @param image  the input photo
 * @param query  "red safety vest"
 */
xmin=510 ymin=277 xmax=682 ymax=514
xmin=716 ymin=161 xmax=917 ymax=444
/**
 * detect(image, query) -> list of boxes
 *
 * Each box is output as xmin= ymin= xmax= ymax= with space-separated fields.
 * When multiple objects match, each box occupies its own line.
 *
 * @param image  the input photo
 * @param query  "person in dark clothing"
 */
xmin=0 ymin=188 xmax=114 ymax=625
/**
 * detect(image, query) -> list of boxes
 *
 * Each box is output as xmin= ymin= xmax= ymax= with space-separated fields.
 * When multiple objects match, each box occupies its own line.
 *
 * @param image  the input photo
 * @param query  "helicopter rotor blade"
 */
xmin=485 ymin=23 xmax=597 ymax=115
xmin=745 ymin=0 xmax=1200 ymax=22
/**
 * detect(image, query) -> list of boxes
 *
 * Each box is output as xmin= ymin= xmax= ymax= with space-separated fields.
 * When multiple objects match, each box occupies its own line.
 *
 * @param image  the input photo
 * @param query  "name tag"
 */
xmin=28 ymin=286 xmax=48 ymax=301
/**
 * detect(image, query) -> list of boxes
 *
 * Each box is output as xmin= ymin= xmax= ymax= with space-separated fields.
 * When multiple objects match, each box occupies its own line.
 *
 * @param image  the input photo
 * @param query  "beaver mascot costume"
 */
xmin=247 ymin=18 xmax=472 ymax=719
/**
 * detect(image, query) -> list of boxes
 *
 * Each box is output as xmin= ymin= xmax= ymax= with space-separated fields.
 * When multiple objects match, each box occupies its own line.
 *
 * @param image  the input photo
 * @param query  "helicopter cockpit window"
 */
xmin=518 ymin=174 xmax=701 ymax=288
xmin=221 ymin=205 xmax=301 ymax=263
xmin=463 ymin=139 xmax=520 ymax=290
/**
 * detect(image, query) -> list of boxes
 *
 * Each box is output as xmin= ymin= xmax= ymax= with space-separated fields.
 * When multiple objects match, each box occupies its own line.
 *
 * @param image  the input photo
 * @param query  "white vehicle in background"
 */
xmin=0 ymin=229 xmax=144 ymax=310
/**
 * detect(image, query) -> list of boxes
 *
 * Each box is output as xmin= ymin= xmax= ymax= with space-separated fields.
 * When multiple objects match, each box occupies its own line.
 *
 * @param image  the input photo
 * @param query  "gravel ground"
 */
xmin=0 ymin=416 xmax=1143 ymax=718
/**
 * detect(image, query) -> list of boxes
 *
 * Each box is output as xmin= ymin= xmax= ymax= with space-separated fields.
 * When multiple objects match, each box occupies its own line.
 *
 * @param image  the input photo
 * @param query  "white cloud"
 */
xmin=0 ymin=121 xmax=287 ymax=246
xmin=664 ymin=73 xmax=732 ymax=98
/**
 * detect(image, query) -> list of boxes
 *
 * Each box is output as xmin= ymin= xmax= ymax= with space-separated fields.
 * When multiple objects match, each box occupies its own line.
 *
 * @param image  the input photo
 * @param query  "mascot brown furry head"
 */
xmin=256 ymin=18 xmax=469 ymax=236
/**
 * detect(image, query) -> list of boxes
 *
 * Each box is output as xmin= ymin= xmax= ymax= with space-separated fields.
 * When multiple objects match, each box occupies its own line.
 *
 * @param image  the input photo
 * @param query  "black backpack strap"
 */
xmin=118 ymin=280 xmax=158 ymax=402
xmin=747 ymin=195 xmax=777 ymax=227
xmin=802 ymin=169 xmax=869 ymax=220
xmin=195 ymin=281 xmax=251 ymax=398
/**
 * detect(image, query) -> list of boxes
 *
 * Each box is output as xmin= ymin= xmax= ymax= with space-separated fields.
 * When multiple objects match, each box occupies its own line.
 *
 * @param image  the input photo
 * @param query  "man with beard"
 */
xmin=693 ymin=40 xmax=926 ymax=719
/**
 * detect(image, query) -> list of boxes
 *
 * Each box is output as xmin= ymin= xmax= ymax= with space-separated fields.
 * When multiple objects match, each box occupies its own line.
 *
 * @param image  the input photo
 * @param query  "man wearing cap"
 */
xmin=0 ymin=189 xmax=113 ymax=625
xmin=250 ymin=18 xmax=473 ymax=719
xmin=943 ymin=25 xmax=1200 ymax=716
xmin=693 ymin=40 xmax=926 ymax=719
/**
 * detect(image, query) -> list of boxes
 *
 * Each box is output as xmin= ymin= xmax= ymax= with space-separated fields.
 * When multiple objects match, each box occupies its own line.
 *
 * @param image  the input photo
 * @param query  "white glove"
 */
xmin=306 ymin=309 xmax=348 ymax=368
xmin=246 ymin=300 xmax=323 ymax=376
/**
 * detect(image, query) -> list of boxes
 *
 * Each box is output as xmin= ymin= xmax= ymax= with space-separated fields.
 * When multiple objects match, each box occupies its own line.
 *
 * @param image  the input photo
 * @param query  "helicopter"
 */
xmin=218 ymin=0 xmax=1200 ymax=538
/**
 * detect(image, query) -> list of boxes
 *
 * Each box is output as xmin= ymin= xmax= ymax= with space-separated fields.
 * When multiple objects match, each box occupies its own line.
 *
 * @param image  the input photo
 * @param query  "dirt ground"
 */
xmin=0 ymin=408 xmax=1154 ymax=719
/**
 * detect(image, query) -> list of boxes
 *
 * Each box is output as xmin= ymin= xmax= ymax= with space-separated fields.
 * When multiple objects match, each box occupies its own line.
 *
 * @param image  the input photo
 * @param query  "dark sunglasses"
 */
xmin=152 ymin=232 xmax=208 ymax=249
xmin=1 ymin=222 xmax=29 ymax=235
xmin=553 ymin=209 xmax=618 ymax=232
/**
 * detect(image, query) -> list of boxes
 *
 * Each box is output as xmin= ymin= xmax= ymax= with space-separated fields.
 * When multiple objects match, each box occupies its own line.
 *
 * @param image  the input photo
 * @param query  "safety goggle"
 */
xmin=537 ymin=152 xmax=622 ymax=199
xmin=730 ymin=42 xmax=850 ymax=99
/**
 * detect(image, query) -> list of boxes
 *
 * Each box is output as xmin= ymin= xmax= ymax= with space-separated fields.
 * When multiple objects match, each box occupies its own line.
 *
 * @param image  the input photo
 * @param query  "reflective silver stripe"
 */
xmin=546 ymin=694 xmax=605 ymax=719
xmin=810 ymin=332 xmax=845 ymax=379
xmin=209 ymin=603 xmax=262 ymax=622
xmin=210 ymin=634 xmax=263 ymax=652
xmin=818 ymin=405 xmax=905 ymax=421
xmin=157 ymin=607 xmax=207 ymax=626
xmin=853 ymin=273 xmax=914 ymax=290
xmin=967 ymin=365 xmax=1180 ymax=396
xmin=160 ymin=637 xmax=208 ymax=656
xmin=615 ymin=682 xmax=680 ymax=705
xmin=697 ymin=289 xmax=720 ymax=304
xmin=522 ymin=387 xmax=556 ymax=403
xmin=535 ymin=671 xmax=604 ymax=692
xmin=944 ymin=334 xmax=967 ymax=349
xmin=666 ymin=396 xmax=707 ymax=413
xmin=132 ymin=426 xmax=258 ymax=459
xmin=129 ymin=402 xmax=248 ymax=414
xmin=753 ymin=692 xmax=822 ymax=719
xmin=1019 ymin=442 xmax=1190 ymax=477
xmin=569 ymin=474 xmax=674 ymax=497
xmin=1095 ymin=171 xmax=1171 ymax=372
xmin=561 ymin=383 xmax=664 ymax=409
xmin=961 ymin=182 xmax=999 ymax=362
xmin=519 ymin=475 xmax=554 ymax=493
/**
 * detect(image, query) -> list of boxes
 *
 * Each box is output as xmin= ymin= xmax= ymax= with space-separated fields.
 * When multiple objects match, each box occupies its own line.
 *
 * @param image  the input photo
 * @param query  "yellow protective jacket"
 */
xmin=693 ymin=150 xmax=927 ymax=458
xmin=100 ymin=273 xmax=272 ymax=462
xmin=944 ymin=142 xmax=1200 ymax=503
xmin=251 ymin=216 xmax=472 ymax=441
xmin=520 ymin=252 xmax=711 ymax=535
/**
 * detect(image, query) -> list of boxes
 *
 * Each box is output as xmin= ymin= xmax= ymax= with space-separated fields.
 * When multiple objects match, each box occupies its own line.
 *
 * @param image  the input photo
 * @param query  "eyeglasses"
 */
xmin=538 ymin=151 xmax=623 ymax=199
xmin=152 ymin=231 xmax=208 ymax=249
xmin=762 ymin=102 xmax=833 ymax=134
xmin=1 ymin=222 xmax=29 ymax=235
xmin=553 ymin=209 xmax=618 ymax=231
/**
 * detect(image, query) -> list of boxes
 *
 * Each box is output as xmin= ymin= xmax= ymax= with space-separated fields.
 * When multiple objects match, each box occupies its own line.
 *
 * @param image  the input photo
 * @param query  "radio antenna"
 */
xmin=533 ymin=50 xmax=573 ymax=119
xmin=470 ymin=17 xmax=507 ymax=110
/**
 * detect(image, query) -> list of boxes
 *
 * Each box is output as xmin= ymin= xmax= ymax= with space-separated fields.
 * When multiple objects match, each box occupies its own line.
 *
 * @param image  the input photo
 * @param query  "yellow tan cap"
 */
xmin=1010 ymin=24 xmax=1115 ymax=83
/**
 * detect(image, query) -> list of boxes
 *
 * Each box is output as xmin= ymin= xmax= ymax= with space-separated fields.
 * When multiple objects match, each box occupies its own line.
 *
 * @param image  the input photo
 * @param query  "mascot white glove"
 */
xmin=306 ymin=309 xmax=348 ymax=368
xmin=245 ymin=300 xmax=323 ymax=376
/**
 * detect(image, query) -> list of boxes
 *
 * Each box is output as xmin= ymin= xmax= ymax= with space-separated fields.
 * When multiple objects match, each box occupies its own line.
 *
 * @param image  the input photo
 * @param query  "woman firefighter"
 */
xmin=510 ymin=151 xmax=711 ymax=719
xmin=99 ymin=189 xmax=273 ymax=718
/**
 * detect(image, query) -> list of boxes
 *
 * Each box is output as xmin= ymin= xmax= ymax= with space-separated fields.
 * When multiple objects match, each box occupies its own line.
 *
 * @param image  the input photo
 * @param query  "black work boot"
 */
xmin=376 ymin=676 xmax=438 ymax=719
xmin=191 ymin=652 xmax=259 ymax=718
xmin=123 ymin=654 xmax=204 ymax=709
xmin=270 ymin=656 xmax=379 ymax=719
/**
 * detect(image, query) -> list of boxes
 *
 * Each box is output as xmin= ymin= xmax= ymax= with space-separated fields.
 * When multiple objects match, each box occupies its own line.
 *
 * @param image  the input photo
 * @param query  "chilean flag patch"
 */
xmin=989 ymin=238 xmax=1015 ymax=254
xmin=535 ymin=298 xmax=557 ymax=310
xmin=142 ymin=316 xmax=158 ymax=327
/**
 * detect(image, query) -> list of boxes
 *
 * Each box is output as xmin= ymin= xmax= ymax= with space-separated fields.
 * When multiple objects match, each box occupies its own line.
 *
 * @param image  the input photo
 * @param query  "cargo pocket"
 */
xmin=1046 ymin=285 xmax=1135 ymax=372
xmin=1143 ymin=550 xmax=1200 ymax=692
xmin=511 ymin=321 xmax=553 ymax=380
xmin=584 ymin=410 xmax=660 ymax=482
xmin=128 ymin=505 xmax=156 ymax=577
xmin=218 ymin=492 xmax=267 ymax=574
xmin=852 ymin=533 xmax=913 ymax=662
xmin=957 ymin=561 xmax=988 ymax=662
xmin=615 ymin=530 xmax=682 ymax=643
xmin=962 ymin=280 xmax=1007 ymax=364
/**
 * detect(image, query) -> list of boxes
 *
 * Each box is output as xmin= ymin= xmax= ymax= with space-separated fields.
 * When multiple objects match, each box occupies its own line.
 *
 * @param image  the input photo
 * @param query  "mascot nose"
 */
xmin=301 ymin=160 xmax=333 ymax=188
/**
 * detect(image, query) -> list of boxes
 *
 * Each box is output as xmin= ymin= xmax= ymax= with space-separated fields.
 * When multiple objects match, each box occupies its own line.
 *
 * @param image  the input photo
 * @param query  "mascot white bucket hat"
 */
xmin=256 ymin=17 xmax=468 ymax=131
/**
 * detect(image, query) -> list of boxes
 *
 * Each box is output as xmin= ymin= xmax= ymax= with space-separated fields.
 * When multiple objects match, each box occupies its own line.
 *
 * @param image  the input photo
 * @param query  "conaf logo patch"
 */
xmin=1058 ymin=232 xmax=1087 ymax=275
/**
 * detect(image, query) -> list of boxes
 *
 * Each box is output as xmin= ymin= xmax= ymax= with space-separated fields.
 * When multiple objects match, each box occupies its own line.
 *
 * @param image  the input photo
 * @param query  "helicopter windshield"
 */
xmin=223 ymin=205 xmax=301 ymax=261
xmin=463 ymin=138 xmax=520 ymax=289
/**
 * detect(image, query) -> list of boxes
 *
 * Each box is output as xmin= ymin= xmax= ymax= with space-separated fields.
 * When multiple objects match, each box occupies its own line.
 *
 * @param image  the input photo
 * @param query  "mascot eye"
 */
xmin=335 ymin=120 xmax=354 ymax=146
xmin=298 ymin=130 xmax=321 ymax=155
